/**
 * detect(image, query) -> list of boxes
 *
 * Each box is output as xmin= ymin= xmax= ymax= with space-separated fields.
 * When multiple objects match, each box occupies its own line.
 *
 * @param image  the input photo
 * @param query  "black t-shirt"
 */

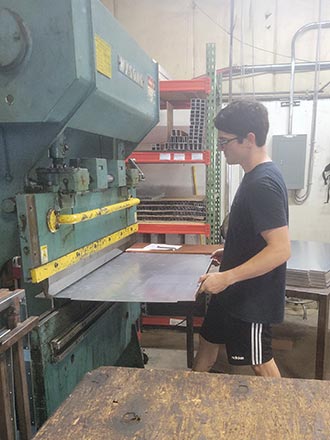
xmin=214 ymin=161 xmax=288 ymax=324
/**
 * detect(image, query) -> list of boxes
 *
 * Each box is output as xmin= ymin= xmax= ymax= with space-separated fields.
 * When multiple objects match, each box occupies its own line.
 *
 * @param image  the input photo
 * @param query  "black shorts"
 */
xmin=200 ymin=300 xmax=273 ymax=366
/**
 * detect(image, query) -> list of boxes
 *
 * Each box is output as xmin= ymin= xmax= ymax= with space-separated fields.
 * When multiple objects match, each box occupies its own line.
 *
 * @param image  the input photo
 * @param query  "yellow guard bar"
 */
xmin=58 ymin=197 xmax=140 ymax=225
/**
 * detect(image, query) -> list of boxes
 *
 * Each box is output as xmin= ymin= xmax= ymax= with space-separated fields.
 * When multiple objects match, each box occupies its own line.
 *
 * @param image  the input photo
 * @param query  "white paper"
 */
xmin=141 ymin=243 xmax=182 ymax=251
xmin=173 ymin=153 xmax=185 ymax=161
xmin=159 ymin=153 xmax=171 ymax=160
xmin=191 ymin=153 xmax=203 ymax=161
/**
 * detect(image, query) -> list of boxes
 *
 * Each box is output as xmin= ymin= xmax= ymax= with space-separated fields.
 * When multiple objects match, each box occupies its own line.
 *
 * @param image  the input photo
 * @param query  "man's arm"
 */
xmin=199 ymin=225 xmax=290 ymax=294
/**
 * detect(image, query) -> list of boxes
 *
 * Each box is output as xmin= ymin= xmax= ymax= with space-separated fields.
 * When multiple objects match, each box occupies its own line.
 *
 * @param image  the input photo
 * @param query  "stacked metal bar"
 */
xmin=152 ymin=98 xmax=208 ymax=151
xmin=152 ymin=129 xmax=189 ymax=151
xmin=188 ymin=98 xmax=207 ymax=151
xmin=169 ymin=129 xmax=189 ymax=150
xmin=137 ymin=197 xmax=206 ymax=222
xmin=286 ymin=241 xmax=330 ymax=288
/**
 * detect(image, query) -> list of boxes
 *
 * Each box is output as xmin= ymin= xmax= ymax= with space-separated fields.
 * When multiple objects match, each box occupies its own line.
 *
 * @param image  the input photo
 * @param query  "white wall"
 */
xmin=103 ymin=0 xmax=330 ymax=95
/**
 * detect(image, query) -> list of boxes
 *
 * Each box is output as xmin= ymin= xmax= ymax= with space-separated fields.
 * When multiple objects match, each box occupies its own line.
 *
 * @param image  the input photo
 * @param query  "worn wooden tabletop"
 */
xmin=34 ymin=366 xmax=330 ymax=440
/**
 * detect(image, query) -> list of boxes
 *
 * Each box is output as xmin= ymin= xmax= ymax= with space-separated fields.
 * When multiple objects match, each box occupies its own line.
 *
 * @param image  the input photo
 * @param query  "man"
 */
xmin=193 ymin=100 xmax=290 ymax=377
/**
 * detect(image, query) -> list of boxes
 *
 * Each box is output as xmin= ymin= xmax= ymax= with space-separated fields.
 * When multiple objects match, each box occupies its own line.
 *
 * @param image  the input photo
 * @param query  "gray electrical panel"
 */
xmin=271 ymin=134 xmax=307 ymax=190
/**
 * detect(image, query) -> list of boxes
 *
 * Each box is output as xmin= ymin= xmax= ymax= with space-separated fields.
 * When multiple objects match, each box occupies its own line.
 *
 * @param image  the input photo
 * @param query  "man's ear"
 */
xmin=246 ymin=132 xmax=256 ymax=145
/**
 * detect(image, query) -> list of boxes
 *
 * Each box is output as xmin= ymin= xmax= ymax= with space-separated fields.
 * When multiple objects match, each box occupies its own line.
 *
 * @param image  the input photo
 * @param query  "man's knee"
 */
xmin=252 ymin=363 xmax=266 ymax=375
xmin=251 ymin=358 xmax=281 ymax=377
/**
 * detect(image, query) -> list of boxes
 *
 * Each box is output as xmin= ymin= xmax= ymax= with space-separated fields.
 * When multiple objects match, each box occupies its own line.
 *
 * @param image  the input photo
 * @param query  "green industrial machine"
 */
xmin=0 ymin=0 xmax=159 ymax=429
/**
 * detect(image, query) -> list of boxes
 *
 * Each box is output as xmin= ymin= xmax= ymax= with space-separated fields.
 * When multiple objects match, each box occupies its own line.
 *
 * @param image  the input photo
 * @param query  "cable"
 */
xmin=318 ymin=79 xmax=330 ymax=93
xmin=228 ymin=0 xmax=235 ymax=103
xmin=194 ymin=1 xmax=311 ymax=62
xmin=239 ymin=0 xmax=245 ymax=96
xmin=250 ymin=0 xmax=256 ymax=97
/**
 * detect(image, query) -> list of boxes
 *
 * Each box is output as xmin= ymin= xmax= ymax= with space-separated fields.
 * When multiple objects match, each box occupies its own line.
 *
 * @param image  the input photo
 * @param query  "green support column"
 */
xmin=206 ymin=43 xmax=222 ymax=244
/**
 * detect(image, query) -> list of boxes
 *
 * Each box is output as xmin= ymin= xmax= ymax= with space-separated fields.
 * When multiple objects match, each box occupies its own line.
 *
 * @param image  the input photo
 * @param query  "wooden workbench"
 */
xmin=33 ymin=366 xmax=330 ymax=440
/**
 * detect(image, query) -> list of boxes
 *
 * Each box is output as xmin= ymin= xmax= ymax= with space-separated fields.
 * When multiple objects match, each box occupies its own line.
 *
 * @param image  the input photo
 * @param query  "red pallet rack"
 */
xmin=128 ymin=78 xmax=211 ymax=237
xmin=128 ymin=150 xmax=210 ymax=165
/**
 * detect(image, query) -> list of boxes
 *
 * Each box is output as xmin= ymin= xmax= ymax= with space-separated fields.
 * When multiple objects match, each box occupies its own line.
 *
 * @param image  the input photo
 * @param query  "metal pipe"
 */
xmin=220 ymin=92 xmax=330 ymax=101
xmin=250 ymin=0 xmax=256 ymax=97
xmin=294 ymin=12 xmax=325 ymax=204
xmin=218 ymin=61 xmax=330 ymax=77
xmin=228 ymin=0 xmax=235 ymax=103
xmin=57 ymin=198 xmax=140 ymax=225
xmin=225 ymin=0 xmax=235 ymax=220
xmin=194 ymin=61 xmax=330 ymax=83
xmin=288 ymin=21 xmax=330 ymax=135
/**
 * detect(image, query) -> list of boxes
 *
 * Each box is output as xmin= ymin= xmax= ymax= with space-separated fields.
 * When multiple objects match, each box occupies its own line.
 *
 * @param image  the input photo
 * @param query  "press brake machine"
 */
xmin=0 ymin=0 xmax=159 ymax=428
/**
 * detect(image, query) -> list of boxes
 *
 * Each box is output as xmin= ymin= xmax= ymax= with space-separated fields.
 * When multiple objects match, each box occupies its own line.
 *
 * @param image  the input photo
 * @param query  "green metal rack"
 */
xmin=206 ymin=43 xmax=222 ymax=244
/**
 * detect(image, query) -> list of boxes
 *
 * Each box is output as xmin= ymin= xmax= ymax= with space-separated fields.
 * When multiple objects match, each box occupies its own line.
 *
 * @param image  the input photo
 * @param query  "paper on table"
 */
xmin=141 ymin=243 xmax=182 ymax=251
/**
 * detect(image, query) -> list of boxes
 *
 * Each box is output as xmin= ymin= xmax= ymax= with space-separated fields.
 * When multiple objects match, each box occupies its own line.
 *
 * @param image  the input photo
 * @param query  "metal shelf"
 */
xmin=132 ymin=78 xmax=212 ymax=238
xmin=138 ymin=222 xmax=210 ymax=237
xmin=160 ymin=78 xmax=211 ymax=109
xmin=128 ymin=150 xmax=210 ymax=164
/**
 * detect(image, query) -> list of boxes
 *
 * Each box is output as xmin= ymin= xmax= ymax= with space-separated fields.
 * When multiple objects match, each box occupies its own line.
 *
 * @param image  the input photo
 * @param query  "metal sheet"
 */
xmin=56 ymin=253 xmax=211 ymax=303
xmin=288 ymin=241 xmax=330 ymax=272
xmin=287 ymin=241 xmax=330 ymax=288
xmin=47 ymin=248 xmax=123 ymax=296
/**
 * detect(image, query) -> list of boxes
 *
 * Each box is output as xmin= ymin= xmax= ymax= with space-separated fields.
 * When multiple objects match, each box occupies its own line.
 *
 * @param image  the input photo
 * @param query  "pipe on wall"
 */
xmin=218 ymin=61 xmax=330 ymax=78
xmin=287 ymin=18 xmax=330 ymax=204
xmin=288 ymin=21 xmax=330 ymax=135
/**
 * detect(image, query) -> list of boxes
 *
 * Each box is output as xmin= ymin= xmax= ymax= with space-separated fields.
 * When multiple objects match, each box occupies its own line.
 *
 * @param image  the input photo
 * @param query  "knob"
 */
xmin=0 ymin=8 xmax=30 ymax=72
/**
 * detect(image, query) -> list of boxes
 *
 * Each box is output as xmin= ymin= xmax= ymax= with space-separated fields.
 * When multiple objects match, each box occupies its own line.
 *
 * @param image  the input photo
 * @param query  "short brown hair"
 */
xmin=214 ymin=100 xmax=269 ymax=146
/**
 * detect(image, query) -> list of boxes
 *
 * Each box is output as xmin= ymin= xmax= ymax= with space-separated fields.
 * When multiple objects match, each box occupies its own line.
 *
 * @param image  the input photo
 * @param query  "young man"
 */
xmin=193 ymin=100 xmax=290 ymax=377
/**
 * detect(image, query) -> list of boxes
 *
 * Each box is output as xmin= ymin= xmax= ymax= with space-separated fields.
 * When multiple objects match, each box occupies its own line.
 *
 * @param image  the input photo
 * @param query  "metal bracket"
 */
xmin=128 ymin=158 xmax=145 ymax=181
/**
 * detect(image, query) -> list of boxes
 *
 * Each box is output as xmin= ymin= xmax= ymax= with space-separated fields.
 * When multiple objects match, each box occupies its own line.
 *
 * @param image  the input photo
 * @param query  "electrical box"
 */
xmin=271 ymin=135 xmax=307 ymax=190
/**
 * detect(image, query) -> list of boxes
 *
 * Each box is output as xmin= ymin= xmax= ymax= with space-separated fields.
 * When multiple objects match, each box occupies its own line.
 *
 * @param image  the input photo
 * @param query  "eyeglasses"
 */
xmin=217 ymin=136 xmax=240 ymax=147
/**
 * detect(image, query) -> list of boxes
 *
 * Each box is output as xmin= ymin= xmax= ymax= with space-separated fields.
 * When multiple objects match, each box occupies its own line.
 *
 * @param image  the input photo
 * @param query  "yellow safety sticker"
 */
xmin=40 ymin=245 xmax=48 ymax=264
xmin=95 ymin=34 xmax=112 ymax=78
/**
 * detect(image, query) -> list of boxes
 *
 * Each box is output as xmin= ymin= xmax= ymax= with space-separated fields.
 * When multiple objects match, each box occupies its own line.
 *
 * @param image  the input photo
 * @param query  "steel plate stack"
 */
xmin=286 ymin=241 xmax=330 ymax=288
xmin=137 ymin=196 xmax=206 ymax=222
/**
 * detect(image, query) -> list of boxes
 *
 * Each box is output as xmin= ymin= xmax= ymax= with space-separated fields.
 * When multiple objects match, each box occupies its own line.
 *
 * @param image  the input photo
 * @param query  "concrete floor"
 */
xmin=141 ymin=301 xmax=329 ymax=380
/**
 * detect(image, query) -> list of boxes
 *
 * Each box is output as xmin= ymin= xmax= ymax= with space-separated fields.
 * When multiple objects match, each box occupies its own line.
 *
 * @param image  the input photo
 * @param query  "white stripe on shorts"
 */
xmin=251 ymin=323 xmax=263 ymax=365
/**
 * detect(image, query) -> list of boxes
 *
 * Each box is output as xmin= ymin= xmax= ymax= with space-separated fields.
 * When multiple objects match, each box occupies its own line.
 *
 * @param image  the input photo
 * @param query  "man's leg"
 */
xmin=251 ymin=358 xmax=281 ymax=378
xmin=225 ymin=318 xmax=281 ymax=376
xmin=193 ymin=335 xmax=223 ymax=372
